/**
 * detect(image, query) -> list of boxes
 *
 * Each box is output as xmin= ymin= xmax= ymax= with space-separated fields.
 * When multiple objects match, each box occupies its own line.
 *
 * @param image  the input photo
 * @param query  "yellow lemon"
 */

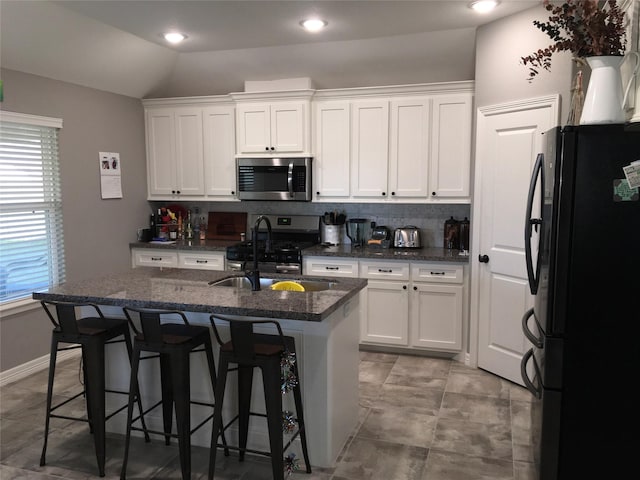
xmin=270 ymin=281 xmax=305 ymax=292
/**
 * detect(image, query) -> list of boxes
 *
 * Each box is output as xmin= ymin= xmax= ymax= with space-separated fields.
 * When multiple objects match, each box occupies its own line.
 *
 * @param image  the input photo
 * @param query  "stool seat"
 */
xmin=120 ymin=308 xmax=227 ymax=480
xmin=208 ymin=315 xmax=311 ymax=480
xmin=39 ymin=301 xmax=148 ymax=478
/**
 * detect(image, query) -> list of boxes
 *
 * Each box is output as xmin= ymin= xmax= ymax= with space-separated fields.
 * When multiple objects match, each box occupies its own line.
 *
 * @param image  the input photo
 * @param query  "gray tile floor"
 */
xmin=0 ymin=351 xmax=536 ymax=480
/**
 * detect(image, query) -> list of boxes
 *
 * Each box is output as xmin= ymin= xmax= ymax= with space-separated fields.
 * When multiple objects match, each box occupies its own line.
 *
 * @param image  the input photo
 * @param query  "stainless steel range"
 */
xmin=225 ymin=214 xmax=320 ymax=274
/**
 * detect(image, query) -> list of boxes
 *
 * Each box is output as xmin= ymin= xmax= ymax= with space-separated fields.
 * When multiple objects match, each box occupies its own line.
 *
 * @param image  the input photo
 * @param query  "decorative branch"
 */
xmin=521 ymin=0 xmax=627 ymax=81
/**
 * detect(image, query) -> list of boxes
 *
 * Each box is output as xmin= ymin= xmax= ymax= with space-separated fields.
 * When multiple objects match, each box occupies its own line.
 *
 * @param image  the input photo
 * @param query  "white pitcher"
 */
xmin=580 ymin=52 xmax=640 ymax=125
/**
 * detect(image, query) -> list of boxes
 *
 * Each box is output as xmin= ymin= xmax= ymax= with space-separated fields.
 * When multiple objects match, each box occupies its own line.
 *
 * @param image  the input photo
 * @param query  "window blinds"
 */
xmin=0 ymin=112 xmax=65 ymax=303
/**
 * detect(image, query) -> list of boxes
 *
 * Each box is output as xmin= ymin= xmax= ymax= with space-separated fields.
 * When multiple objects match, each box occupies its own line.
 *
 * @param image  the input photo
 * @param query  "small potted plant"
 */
xmin=521 ymin=0 xmax=636 ymax=124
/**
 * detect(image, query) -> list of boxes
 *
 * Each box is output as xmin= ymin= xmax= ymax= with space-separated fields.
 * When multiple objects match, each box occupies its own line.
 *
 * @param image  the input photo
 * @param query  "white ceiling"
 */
xmin=0 ymin=0 xmax=540 ymax=99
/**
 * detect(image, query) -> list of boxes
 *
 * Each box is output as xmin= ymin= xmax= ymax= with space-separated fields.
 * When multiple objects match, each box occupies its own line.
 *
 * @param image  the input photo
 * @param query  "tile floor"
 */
xmin=0 ymin=351 xmax=536 ymax=480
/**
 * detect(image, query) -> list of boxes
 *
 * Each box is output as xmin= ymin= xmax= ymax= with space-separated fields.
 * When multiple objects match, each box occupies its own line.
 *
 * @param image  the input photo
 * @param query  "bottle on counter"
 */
xmin=444 ymin=216 xmax=460 ymax=250
xmin=185 ymin=210 xmax=193 ymax=240
xmin=459 ymin=217 xmax=470 ymax=253
xmin=177 ymin=211 xmax=183 ymax=239
xmin=199 ymin=216 xmax=207 ymax=241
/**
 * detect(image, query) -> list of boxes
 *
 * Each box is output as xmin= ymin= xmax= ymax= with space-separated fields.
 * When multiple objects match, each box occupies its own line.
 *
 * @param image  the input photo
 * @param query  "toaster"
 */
xmin=393 ymin=226 xmax=422 ymax=248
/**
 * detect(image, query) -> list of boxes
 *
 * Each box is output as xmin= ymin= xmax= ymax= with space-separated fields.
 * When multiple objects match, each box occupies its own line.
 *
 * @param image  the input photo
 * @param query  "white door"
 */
xmin=472 ymin=96 xmax=559 ymax=385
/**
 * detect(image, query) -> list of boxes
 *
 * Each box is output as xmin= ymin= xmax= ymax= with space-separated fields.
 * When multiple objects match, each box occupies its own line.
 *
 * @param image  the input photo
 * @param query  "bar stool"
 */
xmin=39 ymin=301 xmax=149 ymax=478
xmin=120 ymin=307 xmax=227 ymax=480
xmin=208 ymin=314 xmax=311 ymax=480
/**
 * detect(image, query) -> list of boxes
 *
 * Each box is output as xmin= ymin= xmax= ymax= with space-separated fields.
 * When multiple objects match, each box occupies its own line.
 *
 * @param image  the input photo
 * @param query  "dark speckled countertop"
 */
xmin=130 ymin=241 xmax=469 ymax=263
xmin=130 ymin=240 xmax=235 ymax=251
xmin=32 ymin=268 xmax=367 ymax=322
xmin=302 ymin=244 xmax=469 ymax=263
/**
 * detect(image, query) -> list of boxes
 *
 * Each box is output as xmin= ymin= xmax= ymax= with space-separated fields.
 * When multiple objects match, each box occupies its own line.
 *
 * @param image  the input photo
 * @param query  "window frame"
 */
xmin=0 ymin=111 xmax=64 ymax=317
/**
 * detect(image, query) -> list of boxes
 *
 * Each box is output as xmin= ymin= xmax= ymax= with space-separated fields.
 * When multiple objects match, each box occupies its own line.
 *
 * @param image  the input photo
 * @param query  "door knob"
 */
xmin=478 ymin=254 xmax=490 ymax=263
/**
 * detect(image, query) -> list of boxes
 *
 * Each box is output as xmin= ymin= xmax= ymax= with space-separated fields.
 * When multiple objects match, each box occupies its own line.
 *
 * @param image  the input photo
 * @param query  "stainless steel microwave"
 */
xmin=236 ymin=157 xmax=313 ymax=201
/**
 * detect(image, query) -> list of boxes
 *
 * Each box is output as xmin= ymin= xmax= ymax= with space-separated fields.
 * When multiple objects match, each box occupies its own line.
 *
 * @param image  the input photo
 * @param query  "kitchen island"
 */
xmin=33 ymin=268 xmax=367 ymax=468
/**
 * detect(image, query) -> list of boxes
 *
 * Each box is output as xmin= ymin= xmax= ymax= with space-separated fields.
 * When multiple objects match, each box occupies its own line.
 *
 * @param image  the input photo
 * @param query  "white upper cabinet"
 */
xmin=203 ymin=105 xmax=236 ymax=199
xmin=236 ymin=101 xmax=309 ymax=154
xmin=146 ymin=107 xmax=204 ymax=198
xmin=430 ymin=94 xmax=472 ymax=198
xmin=351 ymin=100 xmax=389 ymax=198
xmin=313 ymin=101 xmax=351 ymax=198
xmin=389 ymin=98 xmax=430 ymax=199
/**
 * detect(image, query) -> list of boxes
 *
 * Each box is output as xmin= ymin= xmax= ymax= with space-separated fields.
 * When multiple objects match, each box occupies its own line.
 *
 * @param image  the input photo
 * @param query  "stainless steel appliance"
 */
xmin=393 ymin=226 xmax=421 ymax=248
xmin=521 ymin=124 xmax=640 ymax=480
xmin=236 ymin=157 xmax=312 ymax=201
xmin=225 ymin=214 xmax=319 ymax=274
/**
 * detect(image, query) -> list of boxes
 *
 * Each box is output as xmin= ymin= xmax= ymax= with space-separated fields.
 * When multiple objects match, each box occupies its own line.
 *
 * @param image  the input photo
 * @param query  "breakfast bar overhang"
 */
xmin=33 ymin=268 xmax=368 ymax=468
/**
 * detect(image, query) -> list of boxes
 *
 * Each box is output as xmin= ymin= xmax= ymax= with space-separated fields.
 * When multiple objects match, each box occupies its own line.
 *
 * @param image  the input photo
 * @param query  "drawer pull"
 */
xmin=378 ymin=268 xmax=393 ymax=273
xmin=196 ymin=260 xmax=208 ymax=264
xmin=151 ymin=257 xmax=162 ymax=261
xmin=325 ymin=266 xmax=339 ymax=270
xmin=430 ymin=271 xmax=446 ymax=275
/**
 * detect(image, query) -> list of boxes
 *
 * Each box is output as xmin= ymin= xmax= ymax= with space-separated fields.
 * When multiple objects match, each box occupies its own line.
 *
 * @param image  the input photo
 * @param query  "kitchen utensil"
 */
xmin=393 ymin=226 xmax=422 ymax=248
xmin=346 ymin=218 xmax=368 ymax=247
xmin=320 ymin=216 xmax=343 ymax=245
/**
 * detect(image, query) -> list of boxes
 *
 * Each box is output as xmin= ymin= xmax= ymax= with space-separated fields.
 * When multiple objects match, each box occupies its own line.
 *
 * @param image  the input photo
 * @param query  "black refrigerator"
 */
xmin=521 ymin=124 xmax=640 ymax=480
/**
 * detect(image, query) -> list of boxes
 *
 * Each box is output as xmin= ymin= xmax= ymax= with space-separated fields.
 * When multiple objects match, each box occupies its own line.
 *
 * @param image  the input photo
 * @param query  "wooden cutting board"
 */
xmin=206 ymin=212 xmax=247 ymax=241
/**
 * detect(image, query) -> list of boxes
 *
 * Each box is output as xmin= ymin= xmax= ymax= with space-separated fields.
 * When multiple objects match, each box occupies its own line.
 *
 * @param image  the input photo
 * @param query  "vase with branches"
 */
xmin=521 ymin=0 xmax=627 ymax=81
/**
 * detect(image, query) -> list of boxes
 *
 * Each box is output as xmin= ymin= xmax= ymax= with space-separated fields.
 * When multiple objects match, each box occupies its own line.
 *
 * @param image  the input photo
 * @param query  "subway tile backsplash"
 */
xmin=150 ymin=201 xmax=470 ymax=248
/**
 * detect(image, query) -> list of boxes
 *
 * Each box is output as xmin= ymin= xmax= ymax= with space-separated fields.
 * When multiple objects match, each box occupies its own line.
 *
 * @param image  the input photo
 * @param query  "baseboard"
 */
xmin=0 ymin=349 xmax=81 ymax=387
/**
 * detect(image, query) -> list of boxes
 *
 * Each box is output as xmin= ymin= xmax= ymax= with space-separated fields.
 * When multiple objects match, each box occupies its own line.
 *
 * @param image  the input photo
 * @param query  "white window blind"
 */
xmin=0 ymin=112 xmax=65 ymax=304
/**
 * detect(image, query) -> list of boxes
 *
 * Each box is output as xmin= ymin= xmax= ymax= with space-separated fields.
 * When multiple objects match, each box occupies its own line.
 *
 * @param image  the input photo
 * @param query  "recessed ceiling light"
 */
xmin=469 ymin=1 xmax=500 ymax=13
xmin=163 ymin=32 xmax=187 ymax=44
xmin=300 ymin=18 xmax=327 ymax=32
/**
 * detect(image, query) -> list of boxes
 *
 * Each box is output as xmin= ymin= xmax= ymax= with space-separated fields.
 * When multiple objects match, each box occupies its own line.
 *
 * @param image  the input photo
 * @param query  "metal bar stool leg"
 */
xmin=159 ymin=353 xmax=174 ymax=446
xmin=237 ymin=365 xmax=254 ymax=462
xmin=83 ymin=337 xmax=107 ymax=477
xmin=170 ymin=354 xmax=192 ymax=480
xmin=203 ymin=336 xmax=229 ymax=455
xmin=263 ymin=361 xmax=285 ymax=480
xmin=40 ymin=336 xmax=59 ymax=467
xmin=208 ymin=356 xmax=229 ymax=480
xmin=122 ymin=328 xmax=150 ymax=442
xmin=120 ymin=344 xmax=142 ymax=480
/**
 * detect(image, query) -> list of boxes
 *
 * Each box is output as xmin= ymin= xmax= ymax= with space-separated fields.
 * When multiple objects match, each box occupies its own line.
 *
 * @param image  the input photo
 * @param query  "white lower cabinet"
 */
xmin=304 ymin=256 xmax=465 ymax=353
xmin=177 ymin=251 xmax=225 ymax=271
xmin=131 ymin=248 xmax=178 ymax=268
xmin=303 ymin=257 xmax=359 ymax=278
xmin=131 ymin=248 xmax=225 ymax=271
xmin=410 ymin=282 xmax=463 ymax=351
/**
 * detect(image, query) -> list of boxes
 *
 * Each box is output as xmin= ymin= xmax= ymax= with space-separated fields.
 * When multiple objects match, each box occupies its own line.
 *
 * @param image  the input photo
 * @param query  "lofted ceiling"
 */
xmin=0 ymin=0 xmax=541 ymax=99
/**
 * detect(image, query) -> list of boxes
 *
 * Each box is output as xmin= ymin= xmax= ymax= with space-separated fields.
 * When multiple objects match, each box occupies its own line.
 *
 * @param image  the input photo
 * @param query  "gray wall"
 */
xmin=475 ymin=6 xmax=572 ymax=114
xmin=0 ymin=69 xmax=149 ymax=372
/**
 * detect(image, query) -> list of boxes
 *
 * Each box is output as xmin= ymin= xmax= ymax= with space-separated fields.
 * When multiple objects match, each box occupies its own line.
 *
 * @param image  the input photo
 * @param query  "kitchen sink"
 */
xmin=209 ymin=276 xmax=336 ymax=292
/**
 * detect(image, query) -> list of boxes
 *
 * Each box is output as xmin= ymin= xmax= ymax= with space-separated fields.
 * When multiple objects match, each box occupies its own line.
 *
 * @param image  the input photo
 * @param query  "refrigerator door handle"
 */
xmin=522 ymin=308 xmax=543 ymax=348
xmin=520 ymin=347 xmax=542 ymax=399
xmin=525 ymin=153 xmax=544 ymax=295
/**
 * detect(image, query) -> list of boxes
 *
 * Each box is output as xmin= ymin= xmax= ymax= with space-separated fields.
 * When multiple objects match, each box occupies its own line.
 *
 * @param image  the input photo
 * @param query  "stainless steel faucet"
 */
xmin=246 ymin=215 xmax=272 ymax=291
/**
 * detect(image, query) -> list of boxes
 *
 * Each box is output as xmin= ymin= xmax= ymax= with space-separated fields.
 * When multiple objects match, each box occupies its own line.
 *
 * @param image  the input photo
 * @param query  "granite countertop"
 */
xmin=130 ymin=241 xmax=469 ymax=263
xmin=303 ymin=244 xmax=470 ymax=263
xmin=32 ymin=268 xmax=368 ymax=322
xmin=130 ymin=240 xmax=235 ymax=251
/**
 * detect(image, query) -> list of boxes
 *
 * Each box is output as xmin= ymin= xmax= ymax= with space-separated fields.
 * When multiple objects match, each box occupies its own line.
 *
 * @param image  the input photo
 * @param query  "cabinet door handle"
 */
xmin=391 ymin=192 xmax=396 ymax=196
xmin=231 ymin=190 xmax=235 ymax=195
xmin=382 ymin=192 xmax=386 ymax=196
xmin=270 ymin=146 xmax=275 ymax=151
xmin=176 ymin=190 xmax=181 ymax=194
xmin=325 ymin=266 xmax=339 ymax=270
xmin=196 ymin=260 xmax=208 ymax=264
xmin=265 ymin=147 xmax=269 ymax=151
xmin=403 ymin=285 xmax=407 ymax=290
xmin=413 ymin=286 xmax=417 ymax=291
xmin=378 ymin=268 xmax=392 ymax=273
xmin=171 ymin=190 xmax=176 ymax=194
